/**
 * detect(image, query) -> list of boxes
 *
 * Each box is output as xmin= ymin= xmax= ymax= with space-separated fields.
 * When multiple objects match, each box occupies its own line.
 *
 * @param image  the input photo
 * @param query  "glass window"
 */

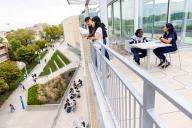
xmin=108 ymin=5 xmax=113 ymax=36
xmin=113 ymin=0 xmax=121 ymax=37
xmin=121 ymin=0 xmax=134 ymax=39
xmin=170 ymin=0 xmax=192 ymax=46
xmin=139 ymin=0 xmax=168 ymax=41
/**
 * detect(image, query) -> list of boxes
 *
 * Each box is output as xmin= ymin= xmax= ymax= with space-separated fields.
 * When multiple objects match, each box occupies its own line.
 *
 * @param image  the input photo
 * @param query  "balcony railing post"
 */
xmin=143 ymin=81 xmax=155 ymax=128
xmin=101 ymin=46 xmax=107 ymax=96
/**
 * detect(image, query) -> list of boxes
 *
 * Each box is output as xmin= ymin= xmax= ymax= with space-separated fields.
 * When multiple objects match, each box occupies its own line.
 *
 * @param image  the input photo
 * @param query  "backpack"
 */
xmin=67 ymin=109 xmax=70 ymax=113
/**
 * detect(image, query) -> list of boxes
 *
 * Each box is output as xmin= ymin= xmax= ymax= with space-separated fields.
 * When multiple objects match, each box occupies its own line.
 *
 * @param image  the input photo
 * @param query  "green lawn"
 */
xmin=0 ymin=52 xmax=47 ymax=107
xmin=27 ymin=84 xmax=46 ymax=105
xmin=39 ymin=50 xmax=70 ymax=77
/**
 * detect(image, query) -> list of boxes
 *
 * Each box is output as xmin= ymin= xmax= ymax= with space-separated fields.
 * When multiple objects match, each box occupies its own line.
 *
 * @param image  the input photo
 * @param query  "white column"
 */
xmin=134 ymin=0 xmax=139 ymax=32
xmin=85 ymin=5 xmax=89 ymax=17
xmin=181 ymin=0 xmax=188 ymax=45
xmin=99 ymin=0 xmax=109 ymax=46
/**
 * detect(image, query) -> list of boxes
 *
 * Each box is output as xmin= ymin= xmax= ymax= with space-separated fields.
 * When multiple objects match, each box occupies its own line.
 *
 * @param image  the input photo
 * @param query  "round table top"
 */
xmin=78 ymin=120 xmax=89 ymax=127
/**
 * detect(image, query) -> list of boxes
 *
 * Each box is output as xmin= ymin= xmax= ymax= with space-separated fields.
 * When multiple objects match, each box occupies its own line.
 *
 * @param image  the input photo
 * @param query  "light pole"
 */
xmin=19 ymin=62 xmax=30 ymax=87
xmin=6 ymin=23 xmax=10 ymax=31
xmin=35 ymin=51 xmax=42 ymax=69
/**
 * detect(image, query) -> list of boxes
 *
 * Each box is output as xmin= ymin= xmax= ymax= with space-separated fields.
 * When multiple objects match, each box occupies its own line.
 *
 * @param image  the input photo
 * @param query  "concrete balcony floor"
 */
xmin=109 ymin=47 xmax=192 ymax=128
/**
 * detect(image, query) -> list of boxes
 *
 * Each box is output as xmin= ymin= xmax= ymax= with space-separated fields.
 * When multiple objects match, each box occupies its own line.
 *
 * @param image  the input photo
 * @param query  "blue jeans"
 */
xmin=95 ymin=40 xmax=110 ymax=72
xmin=131 ymin=48 xmax=147 ymax=62
xmin=153 ymin=47 xmax=177 ymax=62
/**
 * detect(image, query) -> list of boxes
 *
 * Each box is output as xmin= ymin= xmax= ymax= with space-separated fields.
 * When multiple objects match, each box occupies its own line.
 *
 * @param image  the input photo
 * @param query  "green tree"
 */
xmin=0 ymin=78 xmax=9 ymax=94
xmin=17 ymin=45 xmax=36 ymax=63
xmin=0 ymin=61 xmax=21 ymax=87
xmin=8 ymin=47 xmax=17 ymax=61
xmin=33 ymin=44 xmax=40 ymax=52
xmin=34 ymin=39 xmax=47 ymax=50
xmin=43 ymin=25 xmax=62 ymax=42
xmin=9 ymin=39 xmax=22 ymax=51
xmin=6 ymin=29 xmax=36 ymax=46
xmin=0 ymin=38 xmax=6 ymax=44
xmin=39 ymin=30 xmax=45 ymax=39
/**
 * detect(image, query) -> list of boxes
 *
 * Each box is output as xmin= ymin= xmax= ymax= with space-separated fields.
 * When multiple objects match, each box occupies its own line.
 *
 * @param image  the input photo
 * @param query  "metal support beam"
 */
xmin=85 ymin=4 xmax=89 ymax=17
xmin=181 ymin=0 xmax=188 ymax=46
xmin=99 ymin=0 xmax=109 ymax=46
xmin=134 ymin=0 xmax=139 ymax=32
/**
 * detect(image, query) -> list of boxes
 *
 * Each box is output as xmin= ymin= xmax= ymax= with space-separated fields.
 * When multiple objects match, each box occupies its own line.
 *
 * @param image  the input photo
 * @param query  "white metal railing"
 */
xmin=49 ymin=63 xmax=80 ymax=128
xmin=89 ymin=40 xmax=192 ymax=128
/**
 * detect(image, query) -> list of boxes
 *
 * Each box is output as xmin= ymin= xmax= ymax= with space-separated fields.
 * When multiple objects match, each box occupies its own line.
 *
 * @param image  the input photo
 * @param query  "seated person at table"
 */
xmin=66 ymin=98 xmax=69 ymax=103
xmin=73 ymin=81 xmax=76 ymax=87
xmin=129 ymin=29 xmax=148 ymax=65
xmin=77 ymin=79 xmax=83 ymax=87
xmin=81 ymin=122 xmax=87 ymax=128
xmin=73 ymin=99 xmax=76 ymax=105
xmin=69 ymin=91 xmax=74 ymax=99
xmin=153 ymin=23 xmax=177 ymax=68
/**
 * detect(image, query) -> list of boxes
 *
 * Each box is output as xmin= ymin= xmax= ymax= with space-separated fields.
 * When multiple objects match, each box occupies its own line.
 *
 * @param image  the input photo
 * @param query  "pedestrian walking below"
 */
xmin=32 ymin=74 xmax=34 ymax=79
xmin=23 ymin=85 xmax=26 ymax=92
xmin=10 ymin=104 xmax=15 ymax=113
xmin=34 ymin=73 xmax=37 ymax=78
xmin=33 ymin=78 xmax=36 ymax=84
xmin=45 ymin=59 xmax=46 ymax=62
xmin=19 ymin=81 xmax=22 ymax=88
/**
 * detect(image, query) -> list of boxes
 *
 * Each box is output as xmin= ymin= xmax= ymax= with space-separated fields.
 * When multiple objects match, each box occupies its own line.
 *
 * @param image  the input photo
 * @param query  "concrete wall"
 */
xmin=62 ymin=16 xmax=80 ymax=48
xmin=79 ymin=28 xmax=100 ymax=128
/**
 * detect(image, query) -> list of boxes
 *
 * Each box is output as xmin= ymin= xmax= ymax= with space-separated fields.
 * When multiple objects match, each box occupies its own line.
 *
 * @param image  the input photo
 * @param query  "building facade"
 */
xmin=106 ymin=0 xmax=192 ymax=46
xmin=0 ymin=43 xmax=9 ymax=63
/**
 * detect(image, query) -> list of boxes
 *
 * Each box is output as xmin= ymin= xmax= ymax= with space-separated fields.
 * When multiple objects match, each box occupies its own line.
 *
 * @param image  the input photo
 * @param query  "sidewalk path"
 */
xmin=0 ymin=42 xmax=61 ymax=128
xmin=58 ymin=42 xmax=80 ymax=63
xmin=55 ymin=67 xmax=89 ymax=128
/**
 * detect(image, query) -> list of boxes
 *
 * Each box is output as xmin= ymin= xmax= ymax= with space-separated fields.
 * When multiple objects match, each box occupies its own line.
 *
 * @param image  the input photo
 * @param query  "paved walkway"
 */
xmin=0 ymin=41 xmax=64 ymax=128
xmin=55 ymin=67 xmax=89 ymax=128
xmin=58 ymin=42 xmax=80 ymax=63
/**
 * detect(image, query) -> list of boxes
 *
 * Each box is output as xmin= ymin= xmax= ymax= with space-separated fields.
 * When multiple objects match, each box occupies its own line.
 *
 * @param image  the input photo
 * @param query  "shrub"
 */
xmin=38 ymin=95 xmax=48 ymax=103
xmin=0 ymin=78 xmax=9 ymax=94
xmin=68 ymin=70 xmax=75 ymax=76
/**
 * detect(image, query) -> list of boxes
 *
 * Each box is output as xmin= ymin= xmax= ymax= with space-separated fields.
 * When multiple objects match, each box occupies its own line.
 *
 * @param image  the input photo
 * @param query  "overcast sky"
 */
xmin=0 ymin=0 xmax=98 ymax=31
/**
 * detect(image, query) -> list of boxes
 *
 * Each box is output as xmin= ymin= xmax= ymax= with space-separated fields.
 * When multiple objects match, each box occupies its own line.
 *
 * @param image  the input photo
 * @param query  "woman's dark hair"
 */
xmin=85 ymin=17 xmax=91 ymax=22
xmin=82 ymin=122 xmax=85 ymax=127
xmin=163 ymin=23 xmax=177 ymax=40
xmin=135 ymin=29 xmax=142 ymax=36
xmin=92 ymin=16 xmax=108 ymax=40
xmin=82 ymin=24 xmax=84 ymax=26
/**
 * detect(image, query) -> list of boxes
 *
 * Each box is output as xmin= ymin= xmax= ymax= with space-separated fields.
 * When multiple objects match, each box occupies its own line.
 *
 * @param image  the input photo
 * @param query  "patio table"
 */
xmin=130 ymin=41 xmax=172 ymax=72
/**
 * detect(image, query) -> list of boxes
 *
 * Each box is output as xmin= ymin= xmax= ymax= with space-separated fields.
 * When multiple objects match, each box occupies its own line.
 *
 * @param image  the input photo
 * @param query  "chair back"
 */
xmin=117 ymin=37 xmax=126 ymax=44
xmin=73 ymin=121 xmax=77 ymax=127
xmin=109 ymin=34 xmax=118 ymax=42
xmin=125 ymin=40 xmax=131 ymax=52
xmin=176 ymin=40 xmax=182 ymax=48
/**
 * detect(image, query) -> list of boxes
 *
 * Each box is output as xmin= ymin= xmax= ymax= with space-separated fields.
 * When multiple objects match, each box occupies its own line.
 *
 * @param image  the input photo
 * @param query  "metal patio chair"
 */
xmin=155 ymin=40 xmax=182 ymax=70
xmin=109 ymin=34 xmax=118 ymax=50
xmin=73 ymin=121 xmax=78 ymax=128
xmin=117 ymin=37 xmax=126 ymax=54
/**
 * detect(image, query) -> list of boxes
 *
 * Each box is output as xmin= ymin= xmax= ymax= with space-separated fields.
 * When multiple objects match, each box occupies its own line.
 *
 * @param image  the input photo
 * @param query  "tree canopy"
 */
xmin=17 ymin=45 xmax=36 ymax=63
xmin=0 ymin=77 xmax=9 ymax=94
xmin=6 ymin=29 xmax=36 ymax=46
xmin=0 ymin=38 xmax=6 ymax=44
xmin=0 ymin=61 xmax=21 ymax=87
xmin=8 ymin=47 xmax=17 ymax=61
xmin=9 ymin=39 xmax=22 ymax=51
xmin=43 ymin=25 xmax=62 ymax=42
xmin=34 ymin=39 xmax=47 ymax=50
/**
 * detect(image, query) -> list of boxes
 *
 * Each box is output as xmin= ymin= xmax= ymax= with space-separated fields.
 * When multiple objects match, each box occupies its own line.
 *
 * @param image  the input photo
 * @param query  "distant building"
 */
xmin=25 ymin=23 xmax=48 ymax=35
xmin=0 ymin=43 xmax=9 ymax=63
